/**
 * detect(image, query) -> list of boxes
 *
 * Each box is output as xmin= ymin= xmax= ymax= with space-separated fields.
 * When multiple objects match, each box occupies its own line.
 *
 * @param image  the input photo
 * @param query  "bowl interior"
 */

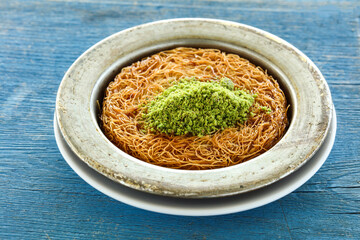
xmin=90 ymin=39 xmax=295 ymax=159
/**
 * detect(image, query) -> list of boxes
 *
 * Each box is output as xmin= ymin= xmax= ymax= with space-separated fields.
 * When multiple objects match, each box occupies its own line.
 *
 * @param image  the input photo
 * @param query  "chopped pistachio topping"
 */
xmin=142 ymin=77 xmax=255 ymax=136
xmin=259 ymin=106 xmax=272 ymax=114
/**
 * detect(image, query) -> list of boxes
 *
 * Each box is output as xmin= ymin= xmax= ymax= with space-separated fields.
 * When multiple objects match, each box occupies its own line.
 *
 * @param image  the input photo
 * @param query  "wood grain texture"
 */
xmin=0 ymin=0 xmax=359 ymax=239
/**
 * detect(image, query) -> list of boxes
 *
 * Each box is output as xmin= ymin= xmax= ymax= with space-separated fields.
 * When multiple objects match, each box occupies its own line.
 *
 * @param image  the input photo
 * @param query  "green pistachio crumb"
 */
xmin=259 ymin=106 xmax=272 ymax=114
xmin=142 ymin=77 xmax=255 ymax=136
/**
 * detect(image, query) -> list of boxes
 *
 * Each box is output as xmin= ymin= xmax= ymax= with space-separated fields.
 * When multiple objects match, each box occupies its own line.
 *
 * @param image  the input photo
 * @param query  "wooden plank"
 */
xmin=0 ymin=0 xmax=359 ymax=239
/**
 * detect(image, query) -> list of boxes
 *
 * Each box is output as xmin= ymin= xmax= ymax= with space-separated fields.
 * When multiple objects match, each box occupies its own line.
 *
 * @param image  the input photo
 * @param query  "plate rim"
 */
xmin=53 ymin=107 xmax=336 ymax=216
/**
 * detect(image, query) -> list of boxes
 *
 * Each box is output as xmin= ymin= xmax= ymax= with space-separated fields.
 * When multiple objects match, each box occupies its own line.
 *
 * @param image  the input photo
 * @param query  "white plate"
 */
xmin=54 ymin=107 xmax=336 ymax=216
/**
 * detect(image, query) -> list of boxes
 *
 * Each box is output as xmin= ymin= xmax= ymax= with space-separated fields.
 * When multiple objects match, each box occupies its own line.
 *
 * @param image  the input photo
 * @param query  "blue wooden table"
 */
xmin=1 ymin=0 xmax=359 ymax=239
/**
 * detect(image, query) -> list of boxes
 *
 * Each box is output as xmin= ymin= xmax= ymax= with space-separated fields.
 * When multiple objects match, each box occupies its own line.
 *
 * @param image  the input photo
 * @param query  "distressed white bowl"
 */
xmin=56 ymin=18 xmax=333 ymax=198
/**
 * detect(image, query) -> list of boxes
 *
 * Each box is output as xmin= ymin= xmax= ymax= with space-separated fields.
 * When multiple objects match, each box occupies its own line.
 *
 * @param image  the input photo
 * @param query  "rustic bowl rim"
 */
xmin=56 ymin=18 xmax=333 ymax=198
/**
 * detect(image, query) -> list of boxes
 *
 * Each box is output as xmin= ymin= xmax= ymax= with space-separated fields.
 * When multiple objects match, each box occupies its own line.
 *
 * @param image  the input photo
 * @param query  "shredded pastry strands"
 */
xmin=101 ymin=47 xmax=288 ymax=170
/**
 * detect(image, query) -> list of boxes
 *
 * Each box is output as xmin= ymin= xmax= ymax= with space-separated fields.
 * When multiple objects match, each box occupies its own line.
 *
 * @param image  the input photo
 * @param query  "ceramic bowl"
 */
xmin=56 ymin=18 xmax=333 ymax=198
